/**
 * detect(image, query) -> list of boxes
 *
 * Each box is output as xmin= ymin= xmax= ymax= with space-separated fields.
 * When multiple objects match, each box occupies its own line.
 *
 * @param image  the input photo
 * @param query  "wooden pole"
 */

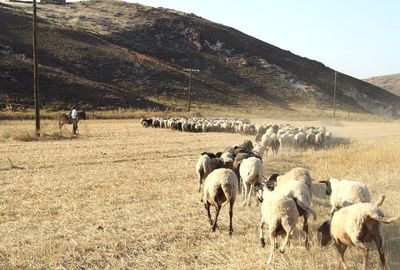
xmin=347 ymin=95 xmax=351 ymax=117
xmin=33 ymin=0 xmax=40 ymax=136
xmin=333 ymin=71 xmax=337 ymax=118
xmin=188 ymin=69 xmax=192 ymax=112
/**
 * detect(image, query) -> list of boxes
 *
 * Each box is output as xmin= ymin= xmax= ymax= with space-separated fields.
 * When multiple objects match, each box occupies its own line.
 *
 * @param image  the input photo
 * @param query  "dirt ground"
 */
xmin=0 ymin=119 xmax=399 ymax=269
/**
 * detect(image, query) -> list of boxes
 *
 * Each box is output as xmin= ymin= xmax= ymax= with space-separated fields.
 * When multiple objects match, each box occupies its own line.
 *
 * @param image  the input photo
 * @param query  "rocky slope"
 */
xmin=0 ymin=0 xmax=399 ymax=115
xmin=364 ymin=74 xmax=400 ymax=97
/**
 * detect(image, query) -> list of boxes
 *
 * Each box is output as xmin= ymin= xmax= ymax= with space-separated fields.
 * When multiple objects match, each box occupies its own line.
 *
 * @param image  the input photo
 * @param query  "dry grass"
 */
xmin=0 ymin=119 xmax=400 ymax=269
xmin=0 ymin=109 xmax=201 ymax=121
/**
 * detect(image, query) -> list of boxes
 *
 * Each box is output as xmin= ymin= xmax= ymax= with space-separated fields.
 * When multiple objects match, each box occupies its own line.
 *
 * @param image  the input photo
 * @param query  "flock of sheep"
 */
xmin=139 ymin=116 xmax=397 ymax=268
xmin=195 ymin=139 xmax=399 ymax=269
xmin=140 ymin=117 xmax=333 ymax=155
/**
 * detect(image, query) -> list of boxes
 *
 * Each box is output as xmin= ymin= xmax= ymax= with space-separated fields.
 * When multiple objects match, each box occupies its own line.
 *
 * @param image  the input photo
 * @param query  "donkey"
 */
xmin=59 ymin=110 xmax=86 ymax=131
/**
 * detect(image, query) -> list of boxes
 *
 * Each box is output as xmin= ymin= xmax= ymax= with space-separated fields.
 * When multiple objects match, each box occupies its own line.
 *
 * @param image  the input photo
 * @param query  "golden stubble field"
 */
xmin=0 ymin=119 xmax=400 ymax=270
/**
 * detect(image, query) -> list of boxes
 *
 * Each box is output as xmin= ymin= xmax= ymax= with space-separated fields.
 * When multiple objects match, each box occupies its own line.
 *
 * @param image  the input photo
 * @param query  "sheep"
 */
xmin=220 ymin=152 xmax=234 ymax=163
xmin=319 ymin=178 xmax=371 ymax=215
xmin=202 ymin=168 xmax=238 ymax=235
xmin=317 ymin=195 xmax=399 ymax=270
xmin=261 ymin=133 xmax=280 ymax=155
xmin=305 ymin=133 xmax=316 ymax=148
xmin=268 ymin=167 xmax=313 ymax=198
xmin=315 ymin=131 xmax=324 ymax=147
xmin=195 ymin=154 xmax=212 ymax=192
xmin=257 ymin=185 xmax=299 ymax=265
xmin=270 ymin=137 xmax=280 ymax=155
xmin=252 ymin=142 xmax=268 ymax=158
xmin=294 ymin=132 xmax=306 ymax=148
xmin=232 ymin=152 xmax=250 ymax=193
xmin=140 ymin=118 xmax=152 ymax=127
xmin=273 ymin=180 xmax=317 ymax=249
xmin=239 ymin=157 xmax=263 ymax=207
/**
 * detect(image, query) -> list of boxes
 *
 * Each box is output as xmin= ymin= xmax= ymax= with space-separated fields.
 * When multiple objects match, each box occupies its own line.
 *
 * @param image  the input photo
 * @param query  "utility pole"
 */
xmin=183 ymin=68 xmax=199 ymax=112
xmin=333 ymin=71 xmax=337 ymax=118
xmin=188 ymin=69 xmax=192 ymax=112
xmin=347 ymin=95 xmax=351 ymax=117
xmin=33 ymin=0 xmax=40 ymax=136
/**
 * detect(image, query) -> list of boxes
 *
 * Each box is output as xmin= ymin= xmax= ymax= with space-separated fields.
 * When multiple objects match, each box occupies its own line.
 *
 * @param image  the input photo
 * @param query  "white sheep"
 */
xmin=319 ymin=178 xmax=371 ymax=215
xmin=257 ymin=186 xmax=299 ymax=265
xmin=317 ymin=195 xmax=399 ymax=270
xmin=294 ymin=131 xmax=306 ymax=148
xmin=261 ymin=133 xmax=280 ymax=155
xmin=274 ymin=180 xmax=317 ymax=249
xmin=268 ymin=167 xmax=313 ymax=197
xmin=239 ymin=157 xmax=264 ymax=207
xmin=252 ymin=142 xmax=268 ymax=158
xmin=202 ymin=168 xmax=238 ymax=235
xmin=220 ymin=152 xmax=234 ymax=163
xmin=315 ymin=131 xmax=324 ymax=147
xmin=195 ymin=155 xmax=212 ymax=192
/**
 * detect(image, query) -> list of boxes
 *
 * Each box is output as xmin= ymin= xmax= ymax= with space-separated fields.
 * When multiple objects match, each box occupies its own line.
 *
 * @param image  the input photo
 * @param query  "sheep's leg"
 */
xmin=212 ymin=205 xmax=221 ymax=232
xmin=352 ymin=240 xmax=370 ymax=270
xmin=334 ymin=243 xmax=348 ymax=270
xmin=228 ymin=198 xmax=234 ymax=236
xmin=242 ymin=183 xmax=249 ymax=207
xmin=259 ymin=222 xmax=265 ymax=248
xmin=205 ymin=202 xmax=212 ymax=225
xmin=267 ymin=233 xmax=276 ymax=265
xmin=362 ymin=246 xmax=369 ymax=270
xmin=303 ymin=214 xmax=310 ymax=250
xmin=247 ymin=184 xmax=254 ymax=207
xmin=198 ymin=171 xmax=203 ymax=193
xmin=279 ymin=225 xmax=293 ymax=254
xmin=373 ymin=230 xmax=386 ymax=270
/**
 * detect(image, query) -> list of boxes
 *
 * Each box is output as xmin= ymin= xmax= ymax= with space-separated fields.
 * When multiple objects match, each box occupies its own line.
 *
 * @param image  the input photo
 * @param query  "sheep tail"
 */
xmin=375 ymin=194 xmax=385 ymax=207
xmin=221 ymin=180 xmax=237 ymax=202
xmin=294 ymin=197 xmax=317 ymax=220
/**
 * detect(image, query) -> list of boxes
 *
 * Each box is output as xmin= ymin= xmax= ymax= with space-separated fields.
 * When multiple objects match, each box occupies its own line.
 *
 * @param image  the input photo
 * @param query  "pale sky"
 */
xmin=67 ymin=0 xmax=400 ymax=79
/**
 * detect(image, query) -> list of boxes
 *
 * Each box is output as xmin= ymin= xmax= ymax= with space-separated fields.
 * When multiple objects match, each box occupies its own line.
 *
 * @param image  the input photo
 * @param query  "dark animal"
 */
xmin=140 ymin=118 xmax=153 ymax=127
xmin=59 ymin=110 xmax=86 ymax=130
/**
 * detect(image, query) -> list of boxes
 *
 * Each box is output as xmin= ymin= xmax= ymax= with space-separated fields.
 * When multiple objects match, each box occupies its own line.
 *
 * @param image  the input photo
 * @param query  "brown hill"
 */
xmin=1 ymin=0 xmax=399 ymax=115
xmin=364 ymin=74 xmax=400 ymax=97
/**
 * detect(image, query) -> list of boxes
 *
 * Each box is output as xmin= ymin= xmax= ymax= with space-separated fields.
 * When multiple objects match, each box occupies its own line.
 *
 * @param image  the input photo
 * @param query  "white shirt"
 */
xmin=71 ymin=109 xmax=78 ymax=119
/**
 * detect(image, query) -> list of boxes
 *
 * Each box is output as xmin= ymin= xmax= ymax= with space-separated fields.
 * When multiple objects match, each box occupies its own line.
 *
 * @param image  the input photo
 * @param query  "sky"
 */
xmin=118 ymin=0 xmax=399 ymax=79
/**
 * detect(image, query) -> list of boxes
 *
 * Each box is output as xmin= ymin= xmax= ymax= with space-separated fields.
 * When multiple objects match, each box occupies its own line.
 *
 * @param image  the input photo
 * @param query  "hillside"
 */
xmin=364 ymin=73 xmax=400 ymax=97
xmin=1 ymin=0 xmax=399 ymax=115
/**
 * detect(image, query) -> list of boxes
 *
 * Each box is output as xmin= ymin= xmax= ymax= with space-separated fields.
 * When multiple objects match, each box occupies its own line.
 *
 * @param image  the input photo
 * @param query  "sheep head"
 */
xmin=317 ymin=220 xmax=332 ymax=246
xmin=319 ymin=179 xmax=332 ymax=195
xmin=255 ymin=182 xmax=266 ymax=203
xmin=267 ymin=173 xmax=280 ymax=183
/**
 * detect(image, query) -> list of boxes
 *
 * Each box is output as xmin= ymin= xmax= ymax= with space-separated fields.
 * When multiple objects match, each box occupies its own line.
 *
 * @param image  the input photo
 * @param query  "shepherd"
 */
xmin=59 ymin=107 xmax=86 ymax=134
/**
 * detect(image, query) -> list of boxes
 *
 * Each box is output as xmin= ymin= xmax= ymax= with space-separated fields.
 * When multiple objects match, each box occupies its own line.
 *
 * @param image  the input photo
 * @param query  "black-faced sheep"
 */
xmin=319 ymin=178 xmax=371 ymax=215
xmin=317 ymin=195 xmax=399 ymax=270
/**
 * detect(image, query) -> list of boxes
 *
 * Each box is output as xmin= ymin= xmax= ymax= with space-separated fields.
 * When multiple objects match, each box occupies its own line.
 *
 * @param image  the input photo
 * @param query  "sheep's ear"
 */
xmin=268 ymin=173 xmax=280 ymax=182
